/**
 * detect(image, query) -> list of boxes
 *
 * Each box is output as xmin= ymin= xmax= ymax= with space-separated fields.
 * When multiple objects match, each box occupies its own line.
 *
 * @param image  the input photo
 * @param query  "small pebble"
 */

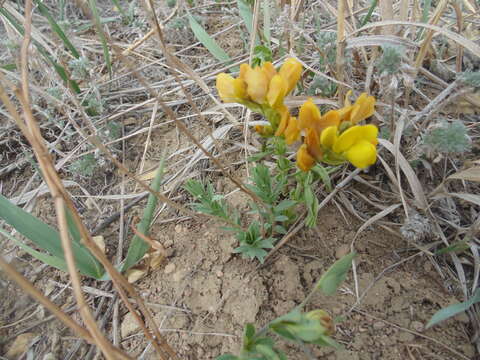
xmin=216 ymin=270 xmax=223 ymax=278
xmin=175 ymin=225 xmax=183 ymax=233
xmin=164 ymin=263 xmax=176 ymax=274
xmin=164 ymin=239 xmax=174 ymax=248
xmin=373 ymin=321 xmax=385 ymax=330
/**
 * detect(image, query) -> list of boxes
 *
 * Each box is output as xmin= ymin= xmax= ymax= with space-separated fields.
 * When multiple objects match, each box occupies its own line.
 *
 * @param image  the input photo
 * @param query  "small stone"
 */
xmin=164 ymin=263 xmax=176 ymax=274
xmin=335 ymin=244 xmax=351 ymax=259
xmin=216 ymin=270 xmax=223 ymax=278
xmin=164 ymin=239 xmax=174 ymax=248
xmin=174 ymin=225 xmax=183 ymax=233
xmin=121 ymin=312 xmax=140 ymax=338
xmin=411 ymin=321 xmax=424 ymax=332
xmin=359 ymin=326 xmax=368 ymax=332
xmin=6 ymin=333 xmax=37 ymax=358
xmin=373 ymin=321 xmax=385 ymax=330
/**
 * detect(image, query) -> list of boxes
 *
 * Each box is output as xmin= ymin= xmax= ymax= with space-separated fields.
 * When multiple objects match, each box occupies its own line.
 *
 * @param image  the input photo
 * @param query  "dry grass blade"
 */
xmin=379 ymin=139 xmax=428 ymax=210
xmin=351 ymin=204 xmax=402 ymax=245
xmin=352 ymin=20 xmax=480 ymax=57
xmin=447 ymin=167 xmax=480 ymax=183
xmin=336 ymin=0 xmax=347 ymax=106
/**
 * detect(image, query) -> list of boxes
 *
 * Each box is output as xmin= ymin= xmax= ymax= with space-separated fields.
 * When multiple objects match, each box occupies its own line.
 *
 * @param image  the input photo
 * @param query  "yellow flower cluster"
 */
xmin=216 ymin=58 xmax=302 ymax=136
xmin=215 ymin=59 xmax=378 ymax=171
xmin=295 ymin=93 xmax=377 ymax=171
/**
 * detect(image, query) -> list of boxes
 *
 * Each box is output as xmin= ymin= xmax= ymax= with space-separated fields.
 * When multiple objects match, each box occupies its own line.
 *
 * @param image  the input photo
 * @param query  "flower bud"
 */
xmin=216 ymin=73 xmax=247 ymax=103
xmin=305 ymin=310 xmax=335 ymax=336
xmin=297 ymin=144 xmax=316 ymax=171
xmin=267 ymin=75 xmax=287 ymax=108
xmin=245 ymin=65 xmax=269 ymax=104
xmin=299 ymin=98 xmax=321 ymax=130
xmin=279 ymin=57 xmax=302 ymax=94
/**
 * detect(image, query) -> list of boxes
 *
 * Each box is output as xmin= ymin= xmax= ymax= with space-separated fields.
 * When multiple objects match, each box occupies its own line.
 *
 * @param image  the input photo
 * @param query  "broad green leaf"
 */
xmin=275 ymin=199 xmax=296 ymax=212
xmin=255 ymin=344 xmax=280 ymax=360
xmin=88 ymin=0 xmax=112 ymax=77
xmin=312 ymin=165 xmax=332 ymax=191
xmin=34 ymin=0 xmax=80 ymax=58
xmin=316 ymin=252 xmax=356 ymax=295
xmin=121 ymin=158 xmax=165 ymax=272
xmin=0 ymin=227 xmax=67 ymax=272
xmin=427 ymin=288 xmax=480 ymax=328
xmin=187 ymin=13 xmax=231 ymax=63
xmin=0 ymin=194 xmax=103 ymax=278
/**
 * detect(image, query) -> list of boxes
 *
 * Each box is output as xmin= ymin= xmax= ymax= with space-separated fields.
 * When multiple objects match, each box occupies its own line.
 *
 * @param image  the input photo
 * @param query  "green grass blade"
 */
xmin=0 ymin=7 xmax=81 ymax=93
xmin=0 ymin=194 xmax=103 ymax=278
xmin=427 ymin=288 xmax=480 ymax=328
xmin=1 ymin=63 xmax=16 ymax=71
xmin=263 ymin=0 xmax=271 ymax=46
xmin=360 ymin=0 xmax=378 ymax=27
xmin=33 ymin=0 xmax=80 ymax=58
xmin=88 ymin=0 xmax=112 ymax=77
xmin=237 ymin=0 xmax=254 ymax=35
xmin=121 ymin=158 xmax=166 ymax=272
xmin=187 ymin=13 xmax=231 ymax=63
xmin=0 ymin=227 xmax=67 ymax=272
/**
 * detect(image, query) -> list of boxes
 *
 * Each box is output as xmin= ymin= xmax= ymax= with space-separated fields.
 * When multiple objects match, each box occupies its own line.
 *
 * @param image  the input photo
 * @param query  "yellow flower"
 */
xmin=279 ymin=57 xmax=302 ymax=94
xmin=305 ymin=128 xmax=323 ymax=161
xmin=274 ymin=105 xmax=290 ymax=137
xmin=297 ymin=144 xmax=315 ymax=171
xmin=284 ymin=116 xmax=300 ymax=145
xmin=339 ymin=92 xmax=376 ymax=124
xmin=267 ymin=75 xmax=287 ymax=108
xmin=244 ymin=65 xmax=269 ymax=104
xmin=216 ymin=73 xmax=247 ymax=103
xmin=330 ymin=124 xmax=378 ymax=168
xmin=298 ymin=98 xmax=321 ymax=130
xmin=262 ymin=61 xmax=277 ymax=83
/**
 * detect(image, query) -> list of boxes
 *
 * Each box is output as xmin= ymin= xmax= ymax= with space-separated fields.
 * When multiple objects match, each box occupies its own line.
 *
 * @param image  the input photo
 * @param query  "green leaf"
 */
xmin=247 ymin=151 xmax=272 ymax=162
xmin=187 ymin=13 xmax=231 ymax=64
xmin=435 ymin=239 xmax=470 ymax=255
xmin=262 ymin=0 xmax=270 ymax=45
xmin=360 ymin=0 xmax=378 ymax=27
xmin=316 ymin=252 xmax=356 ymax=295
xmin=34 ymin=0 xmax=80 ymax=58
xmin=0 ymin=227 xmax=67 ymax=272
xmin=255 ymin=344 xmax=280 ymax=360
xmin=274 ymin=199 xmax=296 ymax=212
xmin=312 ymin=165 xmax=332 ymax=192
xmin=88 ymin=0 xmax=112 ymax=77
xmin=244 ymin=323 xmax=256 ymax=341
xmin=237 ymin=0 xmax=254 ymax=35
xmin=122 ymin=158 xmax=165 ymax=272
xmin=216 ymin=355 xmax=240 ymax=360
xmin=427 ymin=288 xmax=480 ymax=329
xmin=1 ymin=63 xmax=16 ymax=71
xmin=0 ymin=194 xmax=103 ymax=278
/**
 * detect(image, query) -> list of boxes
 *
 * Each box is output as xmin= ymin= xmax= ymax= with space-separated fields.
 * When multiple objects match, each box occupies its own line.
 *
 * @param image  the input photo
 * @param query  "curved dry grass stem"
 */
xmin=17 ymin=2 xmax=121 ymax=359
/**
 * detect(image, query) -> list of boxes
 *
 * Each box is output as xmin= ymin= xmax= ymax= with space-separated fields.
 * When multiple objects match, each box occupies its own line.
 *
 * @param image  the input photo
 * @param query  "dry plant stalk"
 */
xmin=0 ymin=2 xmax=179 ymax=359
xmin=336 ymin=0 xmax=347 ymax=106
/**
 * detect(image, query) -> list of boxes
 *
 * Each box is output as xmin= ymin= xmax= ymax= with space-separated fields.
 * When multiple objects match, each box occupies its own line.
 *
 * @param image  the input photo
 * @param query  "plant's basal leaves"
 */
xmin=316 ymin=253 xmax=356 ymax=295
xmin=427 ymin=289 xmax=480 ymax=328
xmin=0 ymin=194 xmax=103 ymax=278
xmin=188 ymin=13 xmax=231 ymax=63
xmin=0 ymin=227 xmax=67 ymax=272
xmin=121 ymin=159 xmax=165 ymax=272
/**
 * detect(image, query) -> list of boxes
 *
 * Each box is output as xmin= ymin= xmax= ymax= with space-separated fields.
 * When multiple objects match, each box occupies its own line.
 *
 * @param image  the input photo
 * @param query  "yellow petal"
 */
xmin=305 ymin=128 xmax=323 ymax=161
xmin=245 ymin=66 xmax=269 ymax=104
xmin=267 ymin=75 xmax=287 ymax=108
xmin=346 ymin=140 xmax=377 ymax=168
xmin=299 ymin=98 xmax=321 ymax=130
xmin=332 ymin=125 xmax=363 ymax=153
xmin=239 ymin=63 xmax=250 ymax=80
xmin=361 ymin=124 xmax=379 ymax=143
xmin=284 ymin=116 xmax=300 ymax=144
xmin=297 ymin=144 xmax=316 ymax=171
xmin=274 ymin=105 xmax=290 ymax=136
xmin=350 ymin=93 xmax=376 ymax=124
xmin=216 ymin=73 xmax=239 ymax=103
xmin=262 ymin=62 xmax=277 ymax=83
xmin=337 ymin=104 xmax=353 ymax=122
xmin=317 ymin=109 xmax=340 ymax=133
xmin=279 ymin=57 xmax=302 ymax=94
xmin=320 ymin=126 xmax=338 ymax=149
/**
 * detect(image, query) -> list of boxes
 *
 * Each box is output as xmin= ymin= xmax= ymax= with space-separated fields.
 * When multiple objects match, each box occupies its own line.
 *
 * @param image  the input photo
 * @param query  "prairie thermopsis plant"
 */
xmin=216 ymin=58 xmax=379 ymax=171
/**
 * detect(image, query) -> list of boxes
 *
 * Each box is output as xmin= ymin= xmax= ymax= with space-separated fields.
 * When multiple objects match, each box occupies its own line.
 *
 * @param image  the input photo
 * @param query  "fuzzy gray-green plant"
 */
xmin=376 ymin=45 xmax=402 ymax=75
xmin=423 ymin=120 xmax=471 ymax=155
xmin=459 ymin=71 xmax=480 ymax=90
